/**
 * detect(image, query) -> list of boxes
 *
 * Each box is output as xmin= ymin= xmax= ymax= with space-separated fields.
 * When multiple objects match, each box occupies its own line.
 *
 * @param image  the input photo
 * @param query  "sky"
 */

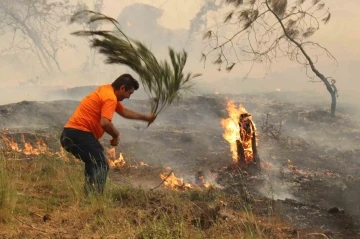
xmin=103 ymin=0 xmax=360 ymax=96
xmin=0 ymin=0 xmax=359 ymax=103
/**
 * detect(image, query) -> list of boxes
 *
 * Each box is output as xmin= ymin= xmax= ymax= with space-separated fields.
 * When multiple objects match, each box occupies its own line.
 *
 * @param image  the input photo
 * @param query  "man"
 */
xmin=60 ymin=74 xmax=156 ymax=194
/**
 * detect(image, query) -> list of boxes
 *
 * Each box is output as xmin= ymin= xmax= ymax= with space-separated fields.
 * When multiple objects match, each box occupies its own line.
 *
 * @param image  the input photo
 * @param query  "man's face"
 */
xmin=115 ymin=85 xmax=135 ymax=101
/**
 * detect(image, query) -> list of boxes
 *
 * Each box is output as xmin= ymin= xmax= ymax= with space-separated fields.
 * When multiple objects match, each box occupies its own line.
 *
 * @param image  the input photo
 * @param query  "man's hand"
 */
xmin=144 ymin=114 xmax=156 ymax=124
xmin=110 ymin=137 xmax=119 ymax=146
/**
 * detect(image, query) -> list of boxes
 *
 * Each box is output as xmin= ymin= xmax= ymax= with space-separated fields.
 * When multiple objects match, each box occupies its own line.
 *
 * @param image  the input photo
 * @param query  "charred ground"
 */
xmin=1 ymin=91 xmax=359 ymax=238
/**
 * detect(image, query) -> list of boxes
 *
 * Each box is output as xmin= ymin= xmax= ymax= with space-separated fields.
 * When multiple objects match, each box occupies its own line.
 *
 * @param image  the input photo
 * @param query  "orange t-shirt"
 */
xmin=64 ymin=84 xmax=124 ymax=139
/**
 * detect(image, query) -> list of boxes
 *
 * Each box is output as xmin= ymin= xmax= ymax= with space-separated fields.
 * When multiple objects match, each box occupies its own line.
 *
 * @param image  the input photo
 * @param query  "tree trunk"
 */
xmin=236 ymin=113 xmax=261 ymax=173
xmin=331 ymin=91 xmax=336 ymax=117
xmin=265 ymin=0 xmax=337 ymax=117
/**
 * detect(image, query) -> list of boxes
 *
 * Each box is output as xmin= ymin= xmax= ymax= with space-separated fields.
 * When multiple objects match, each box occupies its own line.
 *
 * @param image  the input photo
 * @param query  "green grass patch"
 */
xmin=0 ymin=152 xmax=293 ymax=239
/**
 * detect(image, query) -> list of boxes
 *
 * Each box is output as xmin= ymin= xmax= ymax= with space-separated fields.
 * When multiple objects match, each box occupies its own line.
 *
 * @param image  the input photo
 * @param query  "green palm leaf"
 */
xmin=70 ymin=10 xmax=200 ymax=121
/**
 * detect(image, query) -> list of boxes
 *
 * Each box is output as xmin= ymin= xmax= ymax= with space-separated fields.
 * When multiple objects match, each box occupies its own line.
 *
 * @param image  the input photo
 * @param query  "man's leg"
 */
xmin=60 ymin=128 xmax=109 ymax=194
xmin=84 ymin=149 xmax=109 ymax=195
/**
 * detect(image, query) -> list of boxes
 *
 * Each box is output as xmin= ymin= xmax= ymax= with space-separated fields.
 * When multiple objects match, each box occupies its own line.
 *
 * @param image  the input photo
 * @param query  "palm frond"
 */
xmin=70 ymin=10 xmax=201 ymax=119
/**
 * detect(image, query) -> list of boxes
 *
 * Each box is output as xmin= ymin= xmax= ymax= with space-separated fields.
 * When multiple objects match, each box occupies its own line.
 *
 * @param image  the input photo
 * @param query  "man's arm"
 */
xmin=117 ymin=107 xmax=156 ymax=123
xmin=100 ymin=117 xmax=120 ymax=139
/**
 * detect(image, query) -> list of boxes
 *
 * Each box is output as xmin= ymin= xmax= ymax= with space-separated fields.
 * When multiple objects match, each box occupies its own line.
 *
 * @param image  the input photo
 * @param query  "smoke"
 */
xmin=186 ymin=0 xmax=223 ymax=44
xmin=113 ymin=95 xmax=230 ymax=173
xmin=0 ymin=0 xmax=359 ymax=228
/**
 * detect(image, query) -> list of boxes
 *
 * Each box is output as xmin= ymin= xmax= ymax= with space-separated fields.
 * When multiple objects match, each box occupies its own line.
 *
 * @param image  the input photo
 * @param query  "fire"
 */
xmin=2 ymin=134 xmax=49 ymax=155
xmin=1 ymin=134 xmax=72 ymax=161
xmin=127 ymin=21 xmax=132 ymax=27
xmin=21 ymin=135 xmax=48 ymax=155
xmin=197 ymin=175 xmax=211 ymax=188
xmin=2 ymin=135 xmax=21 ymax=152
xmin=106 ymin=148 xmax=125 ymax=168
xmin=221 ymin=101 xmax=247 ymax=162
xmin=221 ymin=101 xmax=257 ymax=164
xmin=159 ymin=169 xmax=212 ymax=191
xmin=54 ymin=147 xmax=70 ymax=161
xmin=105 ymin=148 xmax=149 ymax=169
xmin=160 ymin=171 xmax=193 ymax=191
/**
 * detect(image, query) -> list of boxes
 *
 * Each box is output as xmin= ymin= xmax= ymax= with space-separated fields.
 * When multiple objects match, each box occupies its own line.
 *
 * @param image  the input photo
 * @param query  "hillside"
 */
xmin=1 ymin=92 xmax=360 ymax=238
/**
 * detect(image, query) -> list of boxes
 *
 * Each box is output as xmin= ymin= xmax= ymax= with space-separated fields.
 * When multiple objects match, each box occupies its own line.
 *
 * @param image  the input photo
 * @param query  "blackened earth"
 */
xmin=1 ymin=91 xmax=359 ymax=238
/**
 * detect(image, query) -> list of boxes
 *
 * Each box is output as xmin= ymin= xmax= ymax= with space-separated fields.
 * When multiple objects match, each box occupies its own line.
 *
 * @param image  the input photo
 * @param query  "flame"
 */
xmin=1 ymin=134 xmax=71 ymax=161
xmin=54 ymin=147 xmax=70 ymax=161
xmin=137 ymin=161 xmax=149 ymax=167
xmin=276 ymin=88 xmax=281 ymax=92
xmin=198 ymin=175 xmax=211 ymax=188
xmin=214 ymin=91 xmax=219 ymax=95
xmin=127 ymin=21 xmax=132 ymax=27
xmin=159 ymin=169 xmax=212 ymax=191
xmin=160 ymin=171 xmax=193 ymax=190
xmin=221 ymin=101 xmax=256 ymax=164
xmin=105 ymin=148 xmax=149 ymax=169
xmin=106 ymin=148 xmax=126 ymax=168
xmin=220 ymin=101 xmax=246 ymax=161
xmin=1 ymin=134 xmax=77 ymax=161
xmin=2 ymin=135 xmax=21 ymax=152
xmin=21 ymin=135 xmax=48 ymax=155
xmin=2 ymin=134 xmax=49 ymax=155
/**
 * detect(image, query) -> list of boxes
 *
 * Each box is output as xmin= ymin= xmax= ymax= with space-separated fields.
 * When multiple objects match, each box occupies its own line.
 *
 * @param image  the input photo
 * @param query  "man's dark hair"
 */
xmin=112 ymin=74 xmax=139 ymax=91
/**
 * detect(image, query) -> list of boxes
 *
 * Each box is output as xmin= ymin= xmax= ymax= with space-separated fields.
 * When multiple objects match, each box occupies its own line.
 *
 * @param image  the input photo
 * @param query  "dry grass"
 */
xmin=0 ymin=152 xmax=295 ymax=239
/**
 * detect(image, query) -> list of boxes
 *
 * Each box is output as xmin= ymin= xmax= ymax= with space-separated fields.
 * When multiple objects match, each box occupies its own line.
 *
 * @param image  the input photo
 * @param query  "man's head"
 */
xmin=112 ymin=74 xmax=139 ymax=101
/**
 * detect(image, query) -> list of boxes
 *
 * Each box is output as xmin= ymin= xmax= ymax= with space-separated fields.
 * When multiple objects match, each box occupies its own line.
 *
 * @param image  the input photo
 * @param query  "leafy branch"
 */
xmin=70 ymin=10 xmax=201 ymax=119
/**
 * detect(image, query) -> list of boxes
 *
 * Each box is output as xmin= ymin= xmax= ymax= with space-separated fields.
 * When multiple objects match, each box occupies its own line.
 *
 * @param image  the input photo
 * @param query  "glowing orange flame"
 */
xmin=105 ymin=148 xmax=149 ymax=169
xmin=1 ymin=134 xmax=75 ymax=161
xmin=221 ymin=101 xmax=256 ymax=164
xmin=159 ymin=169 xmax=212 ymax=191
xmin=198 ymin=175 xmax=211 ymax=188
xmin=137 ymin=161 xmax=149 ymax=167
xmin=160 ymin=171 xmax=193 ymax=190
xmin=221 ymin=101 xmax=246 ymax=161
xmin=2 ymin=134 xmax=50 ymax=155
xmin=21 ymin=135 xmax=48 ymax=155
xmin=106 ymin=148 xmax=126 ymax=168
xmin=239 ymin=120 xmax=255 ymax=163
xmin=54 ymin=147 xmax=70 ymax=161
xmin=2 ymin=135 xmax=21 ymax=152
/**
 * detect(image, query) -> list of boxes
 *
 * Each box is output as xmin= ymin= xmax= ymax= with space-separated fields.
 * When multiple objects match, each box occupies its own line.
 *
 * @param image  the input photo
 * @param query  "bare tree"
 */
xmin=75 ymin=0 xmax=104 ymax=73
xmin=202 ymin=0 xmax=338 ymax=117
xmin=0 ymin=0 xmax=75 ymax=74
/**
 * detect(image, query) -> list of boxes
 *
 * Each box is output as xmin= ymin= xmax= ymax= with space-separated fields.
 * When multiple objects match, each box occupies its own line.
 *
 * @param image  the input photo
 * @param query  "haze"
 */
xmin=0 ymin=0 xmax=359 ymax=105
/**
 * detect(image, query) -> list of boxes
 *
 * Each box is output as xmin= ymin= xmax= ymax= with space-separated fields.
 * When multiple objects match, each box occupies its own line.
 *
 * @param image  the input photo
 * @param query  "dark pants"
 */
xmin=60 ymin=128 xmax=109 ymax=195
